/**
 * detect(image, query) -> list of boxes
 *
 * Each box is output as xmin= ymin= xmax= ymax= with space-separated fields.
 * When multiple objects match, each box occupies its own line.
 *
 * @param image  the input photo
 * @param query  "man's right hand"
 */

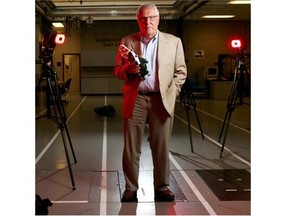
xmin=119 ymin=44 xmax=130 ymax=59
xmin=125 ymin=63 xmax=141 ymax=75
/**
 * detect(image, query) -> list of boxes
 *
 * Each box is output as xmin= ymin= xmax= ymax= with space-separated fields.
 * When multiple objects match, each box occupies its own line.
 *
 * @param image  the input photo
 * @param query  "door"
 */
xmin=63 ymin=54 xmax=80 ymax=92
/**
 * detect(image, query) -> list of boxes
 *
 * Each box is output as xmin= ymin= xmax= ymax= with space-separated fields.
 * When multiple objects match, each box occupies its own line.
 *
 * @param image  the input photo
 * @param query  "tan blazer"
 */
xmin=114 ymin=31 xmax=187 ymax=118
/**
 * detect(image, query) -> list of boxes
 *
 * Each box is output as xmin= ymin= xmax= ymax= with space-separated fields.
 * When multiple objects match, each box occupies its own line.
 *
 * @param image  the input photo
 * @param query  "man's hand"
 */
xmin=118 ymin=44 xmax=148 ymax=78
xmin=125 ymin=63 xmax=140 ymax=75
xmin=119 ymin=44 xmax=130 ymax=59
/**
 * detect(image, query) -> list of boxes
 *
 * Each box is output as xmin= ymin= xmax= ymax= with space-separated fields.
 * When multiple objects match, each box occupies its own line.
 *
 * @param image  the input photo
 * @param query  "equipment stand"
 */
xmin=37 ymin=62 xmax=77 ymax=189
xmin=180 ymin=78 xmax=204 ymax=152
xmin=218 ymin=53 xmax=249 ymax=158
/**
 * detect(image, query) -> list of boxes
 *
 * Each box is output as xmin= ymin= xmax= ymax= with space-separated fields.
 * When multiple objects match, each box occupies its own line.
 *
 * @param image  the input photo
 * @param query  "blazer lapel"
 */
xmin=157 ymin=32 xmax=168 ymax=78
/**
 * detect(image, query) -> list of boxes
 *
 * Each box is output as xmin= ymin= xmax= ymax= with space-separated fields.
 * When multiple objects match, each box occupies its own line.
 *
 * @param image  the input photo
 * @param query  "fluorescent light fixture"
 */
xmin=52 ymin=22 xmax=64 ymax=28
xmin=202 ymin=15 xmax=235 ymax=19
xmin=228 ymin=0 xmax=251 ymax=4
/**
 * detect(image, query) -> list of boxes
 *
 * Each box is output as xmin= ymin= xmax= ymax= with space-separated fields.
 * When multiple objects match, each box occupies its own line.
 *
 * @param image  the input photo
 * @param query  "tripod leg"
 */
xmin=53 ymin=82 xmax=77 ymax=163
xmin=219 ymin=111 xmax=233 ymax=158
xmin=218 ymin=76 xmax=239 ymax=157
xmin=218 ymin=108 xmax=229 ymax=142
xmin=219 ymin=89 xmax=239 ymax=158
xmin=218 ymin=74 xmax=239 ymax=142
xmin=238 ymin=64 xmax=246 ymax=105
xmin=63 ymin=124 xmax=77 ymax=163
xmin=59 ymin=124 xmax=76 ymax=189
xmin=51 ymin=83 xmax=77 ymax=164
xmin=189 ymin=92 xmax=204 ymax=139
xmin=46 ymin=73 xmax=77 ymax=189
xmin=185 ymin=106 xmax=194 ymax=153
xmin=180 ymin=78 xmax=205 ymax=153
xmin=191 ymin=104 xmax=204 ymax=139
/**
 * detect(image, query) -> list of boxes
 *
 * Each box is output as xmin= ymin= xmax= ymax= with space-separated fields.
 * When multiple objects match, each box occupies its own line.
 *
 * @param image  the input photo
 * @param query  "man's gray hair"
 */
xmin=136 ymin=3 xmax=160 ymax=19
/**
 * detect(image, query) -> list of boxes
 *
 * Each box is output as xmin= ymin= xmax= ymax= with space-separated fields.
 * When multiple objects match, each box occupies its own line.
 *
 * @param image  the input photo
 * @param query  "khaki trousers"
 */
xmin=122 ymin=93 xmax=174 ymax=191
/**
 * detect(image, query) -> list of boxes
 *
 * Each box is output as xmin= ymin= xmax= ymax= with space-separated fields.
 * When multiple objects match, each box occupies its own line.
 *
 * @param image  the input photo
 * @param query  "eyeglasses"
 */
xmin=138 ymin=15 xmax=158 ymax=23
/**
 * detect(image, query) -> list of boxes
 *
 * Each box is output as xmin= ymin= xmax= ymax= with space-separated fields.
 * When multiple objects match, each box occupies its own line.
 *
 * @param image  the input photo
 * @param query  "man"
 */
xmin=114 ymin=3 xmax=187 ymax=202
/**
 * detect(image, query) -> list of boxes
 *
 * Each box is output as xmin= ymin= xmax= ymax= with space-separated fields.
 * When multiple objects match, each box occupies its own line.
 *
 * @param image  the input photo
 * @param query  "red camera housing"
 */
xmin=43 ymin=30 xmax=65 ymax=49
xmin=231 ymin=39 xmax=242 ymax=48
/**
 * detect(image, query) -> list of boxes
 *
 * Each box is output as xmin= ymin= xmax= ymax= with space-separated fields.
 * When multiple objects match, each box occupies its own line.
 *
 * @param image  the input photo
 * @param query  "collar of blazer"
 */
xmin=127 ymin=31 xmax=173 ymax=70
xmin=129 ymin=31 xmax=162 ymax=57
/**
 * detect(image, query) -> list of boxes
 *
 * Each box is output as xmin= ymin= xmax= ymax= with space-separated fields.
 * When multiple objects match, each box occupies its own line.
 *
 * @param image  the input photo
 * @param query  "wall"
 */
xmin=182 ymin=20 xmax=250 ymax=82
xmin=81 ymin=20 xmax=137 ymax=67
xmin=52 ymin=28 xmax=81 ymax=81
xmin=79 ymin=19 xmax=179 ymax=68
xmin=36 ymin=16 xmax=250 ymax=90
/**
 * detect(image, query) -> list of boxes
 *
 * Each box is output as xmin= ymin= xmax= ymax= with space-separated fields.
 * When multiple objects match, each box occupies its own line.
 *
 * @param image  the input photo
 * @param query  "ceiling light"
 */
xmin=52 ymin=22 xmax=64 ymax=28
xmin=202 ymin=15 xmax=235 ymax=19
xmin=228 ymin=0 xmax=251 ymax=4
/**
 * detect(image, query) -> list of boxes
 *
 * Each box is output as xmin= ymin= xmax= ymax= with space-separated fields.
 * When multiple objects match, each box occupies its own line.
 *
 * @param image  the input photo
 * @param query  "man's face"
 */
xmin=137 ymin=7 xmax=159 ymax=39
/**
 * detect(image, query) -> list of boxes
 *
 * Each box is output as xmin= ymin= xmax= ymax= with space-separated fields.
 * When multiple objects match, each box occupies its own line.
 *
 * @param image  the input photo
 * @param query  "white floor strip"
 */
xmin=35 ymin=130 xmax=61 ymax=164
xmin=169 ymin=154 xmax=217 ymax=216
xmin=36 ymin=109 xmax=48 ymax=119
xmin=225 ymin=189 xmax=237 ymax=192
xmin=176 ymin=100 xmax=250 ymax=134
xmin=100 ymin=96 xmax=108 ymax=216
xmin=51 ymin=200 xmax=88 ymax=204
xmin=202 ymin=132 xmax=251 ymax=167
xmin=197 ymin=108 xmax=250 ymax=134
xmin=36 ymin=96 xmax=87 ymax=164
xmin=175 ymin=114 xmax=251 ymax=167
xmin=66 ymin=96 xmax=87 ymax=122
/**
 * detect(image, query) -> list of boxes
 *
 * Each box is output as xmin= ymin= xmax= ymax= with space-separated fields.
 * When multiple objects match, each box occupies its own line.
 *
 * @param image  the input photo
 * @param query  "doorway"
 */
xmin=62 ymin=54 xmax=81 ymax=92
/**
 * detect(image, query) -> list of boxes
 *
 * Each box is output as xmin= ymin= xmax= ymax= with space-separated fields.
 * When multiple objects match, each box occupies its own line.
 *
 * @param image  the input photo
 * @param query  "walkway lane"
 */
xmin=36 ymin=94 xmax=250 ymax=215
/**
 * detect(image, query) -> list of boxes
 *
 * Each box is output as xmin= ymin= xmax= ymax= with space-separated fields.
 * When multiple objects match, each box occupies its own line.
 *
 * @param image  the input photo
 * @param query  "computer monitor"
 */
xmin=205 ymin=66 xmax=218 ymax=79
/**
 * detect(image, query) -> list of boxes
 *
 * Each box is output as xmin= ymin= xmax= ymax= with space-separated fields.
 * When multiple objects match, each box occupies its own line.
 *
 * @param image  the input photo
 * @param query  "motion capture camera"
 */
xmin=229 ymin=38 xmax=249 ymax=67
xmin=43 ymin=30 xmax=65 ymax=49
xmin=39 ymin=30 xmax=66 ymax=65
xmin=120 ymin=44 xmax=150 ymax=79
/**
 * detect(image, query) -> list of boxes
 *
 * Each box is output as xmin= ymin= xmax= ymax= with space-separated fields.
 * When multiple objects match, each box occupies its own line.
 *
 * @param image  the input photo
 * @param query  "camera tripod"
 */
xmin=218 ymin=51 xmax=250 ymax=158
xmin=36 ymin=61 xmax=77 ymax=189
xmin=179 ymin=78 xmax=204 ymax=152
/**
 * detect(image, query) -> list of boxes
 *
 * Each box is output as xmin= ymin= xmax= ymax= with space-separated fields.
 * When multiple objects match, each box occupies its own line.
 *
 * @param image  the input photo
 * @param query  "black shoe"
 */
xmin=154 ymin=188 xmax=175 ymax=202
xmin=121 ymin=190 xmax=138 ymax=202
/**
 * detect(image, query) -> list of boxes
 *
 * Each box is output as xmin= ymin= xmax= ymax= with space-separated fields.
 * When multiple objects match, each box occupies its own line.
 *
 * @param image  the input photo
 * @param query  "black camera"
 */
xmin=35 ymin=194 xmax=53 ymax=215
xmin=120 ymin=44 xmax=150 ymax=79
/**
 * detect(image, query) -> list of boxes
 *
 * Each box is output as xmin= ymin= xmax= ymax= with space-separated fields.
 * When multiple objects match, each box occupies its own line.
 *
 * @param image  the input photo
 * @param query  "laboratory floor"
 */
xmin=36 ymin=91 xmax=250 ymax=215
